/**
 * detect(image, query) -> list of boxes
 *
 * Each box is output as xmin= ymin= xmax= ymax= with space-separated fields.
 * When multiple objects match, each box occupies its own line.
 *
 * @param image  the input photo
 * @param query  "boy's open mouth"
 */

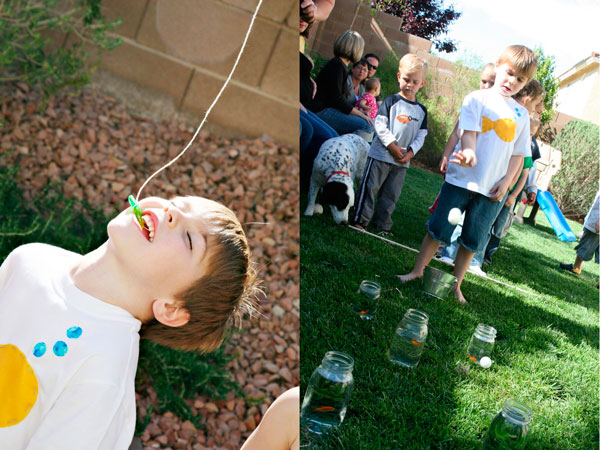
xmin=134 ymin=211 xmax=157 ymax=242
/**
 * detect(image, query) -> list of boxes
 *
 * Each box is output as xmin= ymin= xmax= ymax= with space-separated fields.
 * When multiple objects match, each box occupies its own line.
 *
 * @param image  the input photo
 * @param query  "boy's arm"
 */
xmin=489 ymin=155 xmax=523 ymax=201
xmin=505 ymin=168 xmax=529 ymax=207
xmin=398 ymin=128 xmax=428 ymax=164
xmin=449 ymin=130 xmax=477 ymax=167
xmin=440 ymin=121 xmax=460 ymax=173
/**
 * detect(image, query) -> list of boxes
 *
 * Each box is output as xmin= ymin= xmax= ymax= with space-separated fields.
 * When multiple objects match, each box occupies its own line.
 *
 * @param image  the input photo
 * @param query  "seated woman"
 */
xmin=346 ymin=59 xmax=368 ymax=104
xmin=309 ymin=30 xmax=373 ymax=141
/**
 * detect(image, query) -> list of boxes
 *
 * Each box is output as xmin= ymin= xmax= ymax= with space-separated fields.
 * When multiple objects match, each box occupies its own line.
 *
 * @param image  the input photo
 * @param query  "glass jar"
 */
xmin=483 ymin=399 xmax=533 ymax=449
xmin=388 ymin=308 xmax=429 ymax=368
xmin=467 ymin=324 xmax=497 ymax=364
xmin=354 ymin=280 xmax=381 ymax=320
xmin=300 ymin=351 xmax=355 ymax=434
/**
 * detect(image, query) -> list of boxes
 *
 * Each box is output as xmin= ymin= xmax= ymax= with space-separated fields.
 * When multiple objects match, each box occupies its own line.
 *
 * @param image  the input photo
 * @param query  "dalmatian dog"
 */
xmin=304 ymin=134 xmax=370 ymax=224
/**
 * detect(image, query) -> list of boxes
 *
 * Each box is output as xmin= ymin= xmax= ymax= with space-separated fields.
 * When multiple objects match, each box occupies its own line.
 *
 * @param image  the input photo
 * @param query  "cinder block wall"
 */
xmin=93 ymin=0 xmax=298 ymax=147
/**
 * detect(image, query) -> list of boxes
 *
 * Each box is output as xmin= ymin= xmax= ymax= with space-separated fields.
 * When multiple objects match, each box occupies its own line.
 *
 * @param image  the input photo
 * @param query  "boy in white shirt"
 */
xmin=0 ymin=196 xmax=258 ymax=449
xmin=398 ymin=45 xmax=538 ymax=304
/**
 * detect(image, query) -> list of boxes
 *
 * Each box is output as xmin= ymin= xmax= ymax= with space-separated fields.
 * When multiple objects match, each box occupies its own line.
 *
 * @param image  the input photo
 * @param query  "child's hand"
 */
xmin=527 ymin=191 xmax=537 ymax=205
xmin=388 ymin=143 xmax=404 ymax=163
xmin=449 ymin=149 xmax=477 ymax=168
xmin=489 ymin=179 xmax=510 ymax=202
xmin=300 ymin=0 xmax=317 ymax=23
xmin=439 ymin=156 xmax=448 ymax=174
xmin=596 ymin=221 xmax=599 ymax=234
xmin=504 ymin=194 xmax=517 ymax=208
xmin=399 ymin=148 xmax=414 ymax=164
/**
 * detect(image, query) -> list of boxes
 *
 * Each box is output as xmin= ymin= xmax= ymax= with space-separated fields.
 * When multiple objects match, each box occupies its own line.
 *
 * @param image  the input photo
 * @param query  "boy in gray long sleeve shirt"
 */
xmin=353 ymin=54 xmax=428 ymax=234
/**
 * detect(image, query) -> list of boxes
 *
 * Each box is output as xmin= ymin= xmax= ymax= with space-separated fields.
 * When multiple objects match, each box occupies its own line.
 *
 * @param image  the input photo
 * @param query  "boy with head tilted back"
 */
xmin=0 ymin=196 xmax=258 ymax=449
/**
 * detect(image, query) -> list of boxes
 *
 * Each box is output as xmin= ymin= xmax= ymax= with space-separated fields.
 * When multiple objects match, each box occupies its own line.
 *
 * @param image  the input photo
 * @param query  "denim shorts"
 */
xmin=575 ymin=228 xmax=599 ymax=263
xmin=427 ymin=182 xmax=506 ymax=253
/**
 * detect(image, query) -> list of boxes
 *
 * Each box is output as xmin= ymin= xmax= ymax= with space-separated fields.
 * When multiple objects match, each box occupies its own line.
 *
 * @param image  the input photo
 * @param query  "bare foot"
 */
xmin=452 ymin=286 xmax=467 ymax=304
xmin=396 ymin=271 xmax=422 ymax=283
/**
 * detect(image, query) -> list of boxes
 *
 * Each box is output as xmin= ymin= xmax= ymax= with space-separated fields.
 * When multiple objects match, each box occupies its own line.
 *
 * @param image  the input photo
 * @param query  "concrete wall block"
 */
xmin=137 ymin=0 xmax=279 ymax=88
xmin=182 ymin=71 xmax=297 ymax=147
xmin=261 ymin=28 xmax=299 ymax=103
xmin=102 ymin=0 xmax=148 ymax=39
xmin=406 ymin=34 xmax=432 ymax=52
xmin=99 ymin=40 xmax=192 ymax=104
xmin=223 ymin=0 xmax=296 ymax=23
xmin=436 ymin=57 xmax=454 ymax=73
xmin=384 ymin=27 xmax=409 ymax=44
xmin=377 ymin=11 xmax=403 ymax=30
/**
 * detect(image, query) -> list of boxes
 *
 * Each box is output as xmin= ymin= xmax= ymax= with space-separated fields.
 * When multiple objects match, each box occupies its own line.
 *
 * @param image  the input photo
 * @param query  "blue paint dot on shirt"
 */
xmin=67 ymin=326 xmax=82 ymax=339
xmin=33 ymin=342 xmax=46 ymax=357
xmin=53 ymin=341 xmax=68 ymax=357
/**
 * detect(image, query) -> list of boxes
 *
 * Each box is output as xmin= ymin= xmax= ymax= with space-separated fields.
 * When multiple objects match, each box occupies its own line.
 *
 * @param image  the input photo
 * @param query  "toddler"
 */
xmin=353 ymin=54 xmax=428 ymax=236
xmin=398 ymin=45 xmax=538 ymax=304
xmin=355 ymin=77 xmax=381 ymax=120
xmin=0 ymin=196 xmax=258 ymax=449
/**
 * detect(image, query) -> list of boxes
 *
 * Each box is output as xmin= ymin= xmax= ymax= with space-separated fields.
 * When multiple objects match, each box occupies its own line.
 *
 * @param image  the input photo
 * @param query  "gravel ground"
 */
xmin=1 ymin=84 xmax=299 ymax=450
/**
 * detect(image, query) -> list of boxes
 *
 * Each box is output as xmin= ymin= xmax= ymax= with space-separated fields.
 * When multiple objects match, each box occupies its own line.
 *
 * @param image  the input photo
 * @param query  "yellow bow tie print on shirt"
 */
xmin=481 ymin=116 xmax=516 ymax=142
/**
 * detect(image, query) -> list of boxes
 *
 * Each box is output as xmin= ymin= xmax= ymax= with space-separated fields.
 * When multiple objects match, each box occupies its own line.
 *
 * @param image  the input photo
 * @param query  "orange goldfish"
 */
xmin=314 ymin=406 xmax=335 ymax=412
xmin=411 ymin=339 xmax=421 ymax=346
xmin=469 ymin=355 xmax=477 ymax=363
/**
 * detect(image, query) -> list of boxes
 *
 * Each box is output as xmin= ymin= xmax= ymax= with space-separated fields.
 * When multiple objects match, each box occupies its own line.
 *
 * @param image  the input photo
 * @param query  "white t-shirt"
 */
xmin=445 ymin=88 xmax=530 ymax=197
xmin=0 ymin=243 xmax=141 ymax=450
xmin=583 ymin=190 xmax=600 ymax=233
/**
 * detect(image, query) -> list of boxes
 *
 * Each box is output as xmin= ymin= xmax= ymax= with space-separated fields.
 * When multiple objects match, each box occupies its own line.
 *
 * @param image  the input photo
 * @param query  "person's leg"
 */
xmin=483 ymin=203 xmax=511 ymax=264
xmin=398 ymin=183 xmax=470 ymax=281
xmin=397 ymin=233 xmax=440 ymax=282
xmin=561 ymin=228 xmax=598 ymax=274
xmin=453 ymin=246 xmax=475 ymax=304
xmin=456 ymin=193 xmax=506 ymax=303
xmin=353 ymin=159 xmax=389 ymax=228
xmin=441 ymin=219 xmax=464 ymax=260
xmin=372 ymin=166 xmax=407 ymax=232
xmin=300 ymin=110 xmax=338 ymax=192
xmin=299 ymin=110 xmax=313 ymax=152
xmin=316 ymin=107 xmax=373 ymax=136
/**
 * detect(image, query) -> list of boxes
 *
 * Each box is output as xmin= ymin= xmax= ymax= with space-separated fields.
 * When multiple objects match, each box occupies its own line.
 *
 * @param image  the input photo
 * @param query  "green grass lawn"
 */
xmin=300 ymin=167 xmax=599 ymax=449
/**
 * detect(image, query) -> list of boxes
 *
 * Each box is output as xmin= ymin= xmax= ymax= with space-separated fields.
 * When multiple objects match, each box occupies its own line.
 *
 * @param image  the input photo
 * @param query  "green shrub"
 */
xmin=550 ymin=120 xmax=599 ymax=220
xmin=0 ymin=0 xmax=122 ymax=98
xmin=415 ymin=61 xmax=479 ymax=168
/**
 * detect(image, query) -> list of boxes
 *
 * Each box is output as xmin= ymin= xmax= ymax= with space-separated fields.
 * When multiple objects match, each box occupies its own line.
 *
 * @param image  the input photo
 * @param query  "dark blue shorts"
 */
xmin=427 ymin=182 xmax=506 ymax=253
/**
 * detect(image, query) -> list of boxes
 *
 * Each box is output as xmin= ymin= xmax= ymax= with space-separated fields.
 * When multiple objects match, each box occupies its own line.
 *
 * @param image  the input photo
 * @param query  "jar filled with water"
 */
xmin=467 ymin=324 xmax=496 ymax=364
xmin=388 ymin=309 xmax=428 ymax=368
xmin=354 ymin=280 xmax=381 ymax=320
xmin=300 ymin=351 xmax=355 ymax=434
xmin=483 ymin=399 xmax=533 ymax=449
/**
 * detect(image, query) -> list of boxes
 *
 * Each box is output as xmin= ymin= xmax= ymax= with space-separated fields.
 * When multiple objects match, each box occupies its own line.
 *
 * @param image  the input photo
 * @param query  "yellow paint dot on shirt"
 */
xmin=0 ymin=344 xmax=38 ymax=427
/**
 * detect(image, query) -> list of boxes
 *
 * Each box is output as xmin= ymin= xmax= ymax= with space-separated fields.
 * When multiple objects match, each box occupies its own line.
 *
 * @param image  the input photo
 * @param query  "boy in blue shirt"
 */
xmin=398 ymin=45 xmax=538 ymax=304
xmin=353 ymin=54 xmax=428 ymax=235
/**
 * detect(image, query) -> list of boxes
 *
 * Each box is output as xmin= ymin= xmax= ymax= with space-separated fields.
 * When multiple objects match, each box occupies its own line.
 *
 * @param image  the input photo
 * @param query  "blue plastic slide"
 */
xmin=535 ymin=190 xmax=577 ymax=242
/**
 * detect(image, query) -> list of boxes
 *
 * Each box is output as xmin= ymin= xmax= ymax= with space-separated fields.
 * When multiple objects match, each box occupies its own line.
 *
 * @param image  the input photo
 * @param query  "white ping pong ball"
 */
xmin=479 ymin=356 xmax=492 ymax=368
xmin=448 ymin=208 xmax=462 ymax=225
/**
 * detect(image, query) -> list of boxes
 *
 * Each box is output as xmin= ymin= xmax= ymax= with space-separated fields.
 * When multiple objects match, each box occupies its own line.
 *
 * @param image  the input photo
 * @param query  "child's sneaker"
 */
xmin=377 ymin=230 xmax=395 ymax=238
xmin=468 ymin=265 xmax=487 ymax=277
xmin=559 ymin=262 xmax=581 ymax=274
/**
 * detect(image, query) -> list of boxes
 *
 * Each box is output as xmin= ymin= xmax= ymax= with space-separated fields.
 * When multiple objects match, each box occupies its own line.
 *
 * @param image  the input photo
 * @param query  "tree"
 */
xmin=0 ymin=0 xmax=122 ymax=98
xmin=533 ymin=47 xmax=559 ymax=127
xmin=371 ymin=0 xmax=461 ymax=53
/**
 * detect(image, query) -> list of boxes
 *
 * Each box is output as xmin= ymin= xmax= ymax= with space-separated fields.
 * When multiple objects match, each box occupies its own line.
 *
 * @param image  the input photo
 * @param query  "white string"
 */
xmin=136 ymin=0 xmax=264 ymax=201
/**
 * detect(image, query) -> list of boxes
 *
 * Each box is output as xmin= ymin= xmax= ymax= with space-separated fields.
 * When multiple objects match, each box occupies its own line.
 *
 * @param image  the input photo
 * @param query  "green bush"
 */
xmin=415 ymin=61 xmax=479 ymax=168
xmin=550 ymin=120 xmax=599 ymax=220
xmin=0 ymin=0 xmax=122 ymax=98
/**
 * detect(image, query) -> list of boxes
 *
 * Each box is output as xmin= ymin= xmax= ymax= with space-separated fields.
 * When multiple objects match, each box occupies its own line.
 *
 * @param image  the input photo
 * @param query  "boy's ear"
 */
xmin=152 ymin=300 xmax=190 ymax=327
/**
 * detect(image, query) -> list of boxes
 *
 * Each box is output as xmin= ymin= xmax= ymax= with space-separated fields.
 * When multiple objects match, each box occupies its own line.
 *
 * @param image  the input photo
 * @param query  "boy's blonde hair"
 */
xmin=333 ymin=30 xmax=365 ymax=64
xmin=513 ymin=78 xmax=545 ymax=102
xmin=398 ymin=53 xmax=428 ymax=76
xmin=496 ymin=45 xmax=538 ymax=81
xmin=141 ymin=197 xmax=259 ymax=352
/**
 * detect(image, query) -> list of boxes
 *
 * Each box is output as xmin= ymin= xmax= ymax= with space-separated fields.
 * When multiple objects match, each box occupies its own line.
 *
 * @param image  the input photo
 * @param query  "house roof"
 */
xmin=557 ymin=52 xmax=599 ymax=85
